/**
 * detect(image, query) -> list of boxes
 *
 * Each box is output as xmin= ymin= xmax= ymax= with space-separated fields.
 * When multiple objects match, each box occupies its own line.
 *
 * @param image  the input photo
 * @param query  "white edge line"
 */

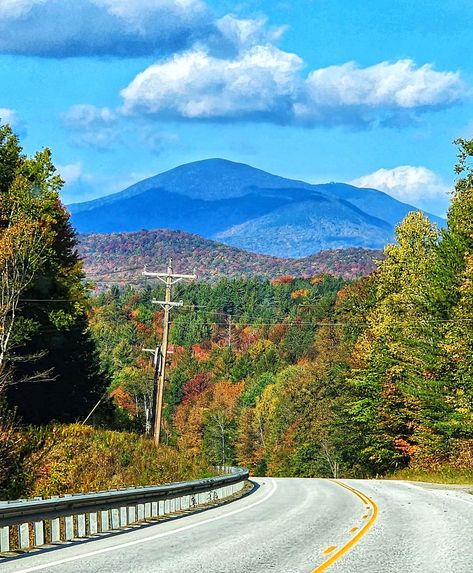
xmin=11 ymin=479 xmax=278 ymax=573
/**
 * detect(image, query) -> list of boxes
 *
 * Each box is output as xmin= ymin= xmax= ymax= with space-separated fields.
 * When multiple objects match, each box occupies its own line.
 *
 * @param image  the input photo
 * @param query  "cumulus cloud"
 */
xmin=121 ymin=45 xmax=303 ymax=121
xmin=297 ymin=60 xmax=463 ymax=127
xmin=120 ymin=52 xmax=464 ymax=127
xmin=0 ymin=0 xmax=214 ymax=57
xmin=351 ymin=165 xmax=451 ymax=214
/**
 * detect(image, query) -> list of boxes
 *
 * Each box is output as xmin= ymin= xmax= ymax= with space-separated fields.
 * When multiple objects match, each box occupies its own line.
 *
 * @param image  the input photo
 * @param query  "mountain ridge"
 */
xmin=69 ymin=158 xmax=445 ymax=258
xmin=79 ymin=228 xmax=383 ymax=284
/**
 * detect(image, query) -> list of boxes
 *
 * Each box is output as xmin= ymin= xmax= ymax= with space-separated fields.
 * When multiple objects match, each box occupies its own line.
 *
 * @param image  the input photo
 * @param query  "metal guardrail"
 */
xmin=0 ymin=466 xmax=249 ymax=554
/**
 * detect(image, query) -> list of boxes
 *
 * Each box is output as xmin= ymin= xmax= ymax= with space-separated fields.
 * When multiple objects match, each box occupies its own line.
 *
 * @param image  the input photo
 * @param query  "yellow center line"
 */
xmin=323 ymin=545 xmax=337 ymax=555
xmin=312 ymin=481 xmax=379 ymax=573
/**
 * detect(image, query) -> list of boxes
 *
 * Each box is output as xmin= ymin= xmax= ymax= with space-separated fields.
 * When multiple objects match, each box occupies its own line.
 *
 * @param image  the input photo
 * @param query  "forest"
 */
xmin=88 ymin=138 xmax=473 ymax=482
xmin=1 ymin=124 xmax=473 ymax=499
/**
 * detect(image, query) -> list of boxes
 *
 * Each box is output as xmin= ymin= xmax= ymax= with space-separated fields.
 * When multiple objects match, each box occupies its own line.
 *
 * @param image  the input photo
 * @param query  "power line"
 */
xmin=85 ymin=266 xmax=144 ymax=277
xmin=19 ymin=298 xmax=77 ymax=303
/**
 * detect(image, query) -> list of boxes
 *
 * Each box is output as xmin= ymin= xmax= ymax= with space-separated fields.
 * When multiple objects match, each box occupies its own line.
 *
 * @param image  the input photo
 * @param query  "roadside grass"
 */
xmin=388 ymin=466 xmax=473 ymax=486
xmin=2 ymin=423 xmax=212 ymax=500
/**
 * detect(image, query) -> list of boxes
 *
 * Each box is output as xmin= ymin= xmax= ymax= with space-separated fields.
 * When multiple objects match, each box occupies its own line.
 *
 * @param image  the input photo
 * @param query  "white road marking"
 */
xmin=11 ymin=479 xmax=278 ymax=573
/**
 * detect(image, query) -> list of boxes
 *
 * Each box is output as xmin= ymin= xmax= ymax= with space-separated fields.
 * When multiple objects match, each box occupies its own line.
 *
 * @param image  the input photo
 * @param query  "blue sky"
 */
xmin=0 ymin=0 xmax=472 ymax=215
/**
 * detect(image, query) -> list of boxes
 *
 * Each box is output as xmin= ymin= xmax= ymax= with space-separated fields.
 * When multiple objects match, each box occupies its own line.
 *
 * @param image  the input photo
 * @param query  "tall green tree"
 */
xmin=0 ymin=124 xmax=104 ymax=423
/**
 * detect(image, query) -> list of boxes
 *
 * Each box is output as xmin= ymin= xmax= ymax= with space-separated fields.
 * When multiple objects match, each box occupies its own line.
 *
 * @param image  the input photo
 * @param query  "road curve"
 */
xmin=2 ymin=478 xmax=473 ymax=573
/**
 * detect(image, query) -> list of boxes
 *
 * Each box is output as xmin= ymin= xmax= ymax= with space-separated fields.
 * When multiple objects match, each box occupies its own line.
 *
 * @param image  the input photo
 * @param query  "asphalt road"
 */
xmin=2 ymin=478 xmax=473 ymax=573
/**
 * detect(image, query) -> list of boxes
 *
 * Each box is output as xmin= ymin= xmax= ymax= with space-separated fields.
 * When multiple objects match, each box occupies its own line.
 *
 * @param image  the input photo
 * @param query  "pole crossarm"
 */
xmin=143 ymin=271 xmax=196 ymax=285
xmin=152 ymin=300 xmax=184 ymax=309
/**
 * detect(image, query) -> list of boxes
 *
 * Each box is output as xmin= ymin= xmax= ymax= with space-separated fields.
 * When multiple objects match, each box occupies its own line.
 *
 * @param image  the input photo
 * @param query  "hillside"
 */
xmin=78 ymin=229 xmax=382 ymax=284
xmin=69 ymin=159 xmax=444 ymax=258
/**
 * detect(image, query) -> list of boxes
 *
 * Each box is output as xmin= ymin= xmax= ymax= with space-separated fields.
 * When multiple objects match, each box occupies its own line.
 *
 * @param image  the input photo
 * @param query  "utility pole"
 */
xmin=227 ymin=314 xmax=232 ymax=347
xmin=142 ymin=346 xmax=162 ymax=435
xmin=143 ymin=259 xmax=196 ymax=446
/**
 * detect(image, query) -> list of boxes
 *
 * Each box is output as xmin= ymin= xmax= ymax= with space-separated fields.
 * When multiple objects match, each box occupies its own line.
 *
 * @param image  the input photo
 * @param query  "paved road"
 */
xmin=2 ymin=478 xmax=473 ymax=573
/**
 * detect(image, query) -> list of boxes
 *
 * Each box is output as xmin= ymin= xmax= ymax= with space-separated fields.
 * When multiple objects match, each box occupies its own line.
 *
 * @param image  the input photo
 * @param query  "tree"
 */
xmin=0 ymin=123 xmax=104 ymax=423
xmin=346 ymin=212 xmax=443 ymax=474
xmin=0 ymin=126 xmax=55 ymax=390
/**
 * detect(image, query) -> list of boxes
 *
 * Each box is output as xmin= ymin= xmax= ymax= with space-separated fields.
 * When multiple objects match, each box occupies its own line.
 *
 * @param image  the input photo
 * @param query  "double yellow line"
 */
xmin=312 ymin=480 xmax=379 ymax=572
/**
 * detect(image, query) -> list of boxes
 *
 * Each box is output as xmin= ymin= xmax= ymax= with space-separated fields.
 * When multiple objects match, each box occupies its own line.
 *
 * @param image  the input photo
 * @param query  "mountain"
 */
xmin=69 ymin=159 xmax=445 ymax=258
xmin=79 ymin=229 xmax=382 ymax=284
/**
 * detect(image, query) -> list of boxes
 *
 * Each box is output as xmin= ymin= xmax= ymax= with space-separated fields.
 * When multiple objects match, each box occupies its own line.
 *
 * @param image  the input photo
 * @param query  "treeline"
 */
xmin=91 ymin=139 xmax=473 ymax=479
xmin=79 ymin=228 xmax=380 ymax=285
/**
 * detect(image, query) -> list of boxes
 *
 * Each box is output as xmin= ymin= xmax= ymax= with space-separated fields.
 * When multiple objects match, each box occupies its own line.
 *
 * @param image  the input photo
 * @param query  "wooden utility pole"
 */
xmin=227 ymin=314 xmax=232 ymax=347
xmin=143 ymin=260 xmax=196 ymax=446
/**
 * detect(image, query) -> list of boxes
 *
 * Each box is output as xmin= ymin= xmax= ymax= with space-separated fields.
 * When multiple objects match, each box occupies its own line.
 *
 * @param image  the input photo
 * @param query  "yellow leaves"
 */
xmin=248 ymin=338 xmax=274 ymax=359
xmin=291 ymin=288 xmax=310 ymax=299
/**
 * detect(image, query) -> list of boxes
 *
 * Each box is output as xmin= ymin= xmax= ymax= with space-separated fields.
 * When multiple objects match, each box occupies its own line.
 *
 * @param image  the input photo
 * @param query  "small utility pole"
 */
xmin=227 ymin=314 xmax=232 ymax=347
xmin=142 ymin=346 xmax=162 ymax=435
xmin=143 ymin=259 xmax=196 ymax=446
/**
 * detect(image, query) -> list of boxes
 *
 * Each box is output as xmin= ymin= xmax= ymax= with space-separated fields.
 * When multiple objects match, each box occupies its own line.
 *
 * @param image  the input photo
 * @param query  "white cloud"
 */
xmin=0 ymin=0 xmax=46 ymax=19
xmin=0 ymin=107 xmax=26 ymax=135
xmin=63 ymin=104 xmax=117 ymax=128
xmin=120 ymin=51 xmax=464 ymax=128
xmin=0 ymin=0 xmax=271 ymax=58
xmin=215 ymin=14 xmax=286 ymax=52
xmin=0 ymin=107 xmax=18 ymax=125
xmin=62 ymin=105 xmax=121 ymax=149
xmin=56 ymin=162 xmax=83 ymax=185
xmin=0 ymin=0 xmax=212 ymax=57
xmin=298 ymin=60 xmax=463 ymax=127
xmin=121 ymin=45 xmax=302 ymax=121
xmin=351 ymin=165 xmax=451 ymax=214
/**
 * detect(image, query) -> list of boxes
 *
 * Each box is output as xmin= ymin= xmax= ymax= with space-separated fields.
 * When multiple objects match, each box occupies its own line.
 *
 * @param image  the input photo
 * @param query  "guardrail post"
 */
xmin=0 ymin=526 xmax=10 ymax=552
xmin=64 ymin=496 xmax=74 ymax=541
xmin=137 ymin=503 xmax=145 ymax=521
xmin=19 ymin=522 xmax=29 ymax=550
xmin=50 ymin=518 xmax=60 ymax=543
xmin=89 ymin=512 xmax=98 ymax=535
xmin=32 ymin=497 xmax=44 ymax=547
xmin=64 ymin=516 xmax=74 ymax=541
xmin=111 ymin=508 xmax=120 ymax=530
xmin=151 ymin=501 xmax=158 ymax=517
xmin=128 ymin=505 xmax=136 ymax=524
xmin=77 ymin=513 xmax=86 ymax=537
xmin=100 ymin=510 xmax=110 ymax=532
xmin=144 ymin=502 xmax=151 ymax=519
xmin=119 ymin=507 xmax=128 ymax=527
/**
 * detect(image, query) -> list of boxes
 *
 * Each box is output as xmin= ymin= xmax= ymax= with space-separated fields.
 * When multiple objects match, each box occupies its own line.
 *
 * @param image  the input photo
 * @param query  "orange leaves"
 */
xmin=393 ymin=437 xmax=418 ymax=457
xmin=111 ymin=387 xmax=137 ymax=414
xmin=211 ymin=380 xmax=244 ymax=411
xmin=271 ymin=275 xmax=294 ymax=286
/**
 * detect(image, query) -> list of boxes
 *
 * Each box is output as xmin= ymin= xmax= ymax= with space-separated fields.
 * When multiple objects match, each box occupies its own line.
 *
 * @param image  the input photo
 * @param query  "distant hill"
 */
xmin=79 ymin=229 xmax=382 ymax=284
xmin=69 ymin=159 xmax=445 ymax=258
